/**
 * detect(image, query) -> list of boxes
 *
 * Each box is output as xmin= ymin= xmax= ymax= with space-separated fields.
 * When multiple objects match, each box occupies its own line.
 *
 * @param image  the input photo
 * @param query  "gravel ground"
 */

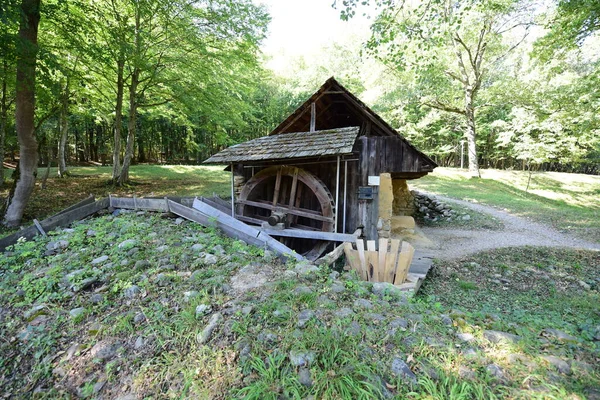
xmin=416 ymin=195 xmax=600 ymax=260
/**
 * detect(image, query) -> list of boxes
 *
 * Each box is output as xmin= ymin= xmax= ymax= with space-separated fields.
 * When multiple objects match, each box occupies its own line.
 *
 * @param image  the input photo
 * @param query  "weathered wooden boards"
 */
xmin=0 ymin=197 xmax=110 ymax=251
xmin=343 ymin=238 xmax=419 ymax=292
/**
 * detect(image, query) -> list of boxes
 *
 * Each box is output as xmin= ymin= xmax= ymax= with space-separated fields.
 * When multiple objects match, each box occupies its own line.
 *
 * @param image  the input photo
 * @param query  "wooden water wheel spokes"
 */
xmin=236 ymin=166 xmax=335 ymax=260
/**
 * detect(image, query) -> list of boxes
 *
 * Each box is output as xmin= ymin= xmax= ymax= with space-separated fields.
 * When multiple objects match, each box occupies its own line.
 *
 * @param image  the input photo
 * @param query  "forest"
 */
xmin=0 ymin=0 xmax=598 ymax=226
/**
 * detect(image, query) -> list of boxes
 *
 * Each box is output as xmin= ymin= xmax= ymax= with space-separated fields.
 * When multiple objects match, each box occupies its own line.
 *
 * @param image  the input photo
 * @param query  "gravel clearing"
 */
xmin=416 ymin=194 xmax=600 ymax=260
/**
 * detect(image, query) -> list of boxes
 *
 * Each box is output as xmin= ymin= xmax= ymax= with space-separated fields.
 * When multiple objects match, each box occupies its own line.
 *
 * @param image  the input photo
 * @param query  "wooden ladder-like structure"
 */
xmin=344 ymin=239 xmax=415 ymax=285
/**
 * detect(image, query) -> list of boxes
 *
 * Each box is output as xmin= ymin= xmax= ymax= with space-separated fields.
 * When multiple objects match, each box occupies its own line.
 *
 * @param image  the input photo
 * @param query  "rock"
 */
xmin=134 ymin=336 xmax=145 ymax=350
xmin=541 ymin=328 xmax=579 ymax=343
xmin=298 ymin=367 xmax=312 ymax=387
xmin=87 ymin=230 xmax=96 ymax=237
xmin=297 ymin=309 xmax=315 ymax=328
xmin=24 ymin=305 xmax=49 ymax=321
xmin=195 ymin=304 xmax=212 ymax=318
xmin=155 ymin=273 xmax=171 ymax=286
xmin=391 ymin=357 xmax=417 ymax=384
xmin=329 ymin=271 xmax=340 ymax=280
xmin=440 ymin=314 xmax=453 ymax=326
xmin=202 ymin=254 xmax=218 ymax=265
xmin=462 ymin=215 xmax=471 ymax=221
xmin=118 ymin=239 xmax=136 ymax=249
xmin=257 ymin=331 xmax=278 ymax=345
xmin=133 ymin=313 xmax=145 ymax=324
xmin=213 ymin=245 xmax=225 ymax=255
xmin=73 ymin=277 xmax=99 ymax=293
xmin=273 ymin=306 xmax=292 ymax=319
xmin=91 ymin=255 xmax=109 ymax=265
xmin=463 ymin=348 xmax=478 ymax=358
xmin=289 ymin=350 xmax=316 ymax=366
xmin=372 ymin=282 xmax=402 ymax=298
xmin=389 ymin=318 xmax=409 ymax=332
xmin=294 ymin=285 xmax=314 ymax=295
xmin=294 ymin=263 xmax=320 ymax=280
xmin=336 ymin=308 xmax=354 ymax=318
xmin=123 ymin=285 xmax=141 ymax=298
xmin=134 ymin=260 xmax=150 ymax=269
xmin=330 ymin=281 xmax=345 ymax=294
xmin=365 ymin=313 xmax=386 ymax=324
xmin=196 ymin=313 xmax=223 ymax=344
xmin=241 ymin=306 xmax=253 ymax=316
xmin=156 ymin=245 xmax=169 ymax=253
xmin=346 ymin=321 xmax=362 ymax=336
xmin=458 ymin=366 xmax=476 ymax=380
xmin=486 ymin=364 xmax=505 ymax=380
xmin=174 ymin=218 xmax=184 ymax=225
xmin=456 ymin=332 xmax=475 ymax=342
xmin=542 ymin=355 xmax=571 ymax=375
xmin=578 ymin=280 xmax=591 ymax=290
xmin=584 ymin=387 xmax=600 ymax=400
xmin=89 ymin=293 xmax=104 ymax=304
xmin=69 ymin=307 xmax=85 ymax=319
xmin=483 ymin=330 xmax=521 ymax=344
xmin=353 ymin=298 xmax=373 ymax=309
xmin=191 ymin=243 xmax=204 ymax=251
xmin=90 ymin=341 xmax=120 ymax=361
xmin=88 ymin=322 xmax=101 ymax=335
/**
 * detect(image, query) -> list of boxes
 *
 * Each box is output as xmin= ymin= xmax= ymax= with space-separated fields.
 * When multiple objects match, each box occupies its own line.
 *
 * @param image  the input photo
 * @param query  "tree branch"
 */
xmin=421 ymin=99 xmax=466 ymax=115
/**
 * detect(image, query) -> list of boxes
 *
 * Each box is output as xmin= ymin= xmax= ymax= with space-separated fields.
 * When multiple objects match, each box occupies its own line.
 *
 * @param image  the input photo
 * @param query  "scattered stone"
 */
xmin=578 ymin=280 xmax=591 ymax=290
xmin=289 ymin=350 xmax=316 ymax=366
xmin=297 ymin=309 xmax=315 ymax=328
xmin=337 ymin=308 xmax=354 ymax=318
xmin=69 ymin=307 xmax=85 ymax=319
xmin=196 ymin=313 xmax=223 ymax=344
xmin=91 ymin=255 xmax=109 ymax=265
xmin=273 ymin=306 xmax=292 ymax=319
xmin=584 ymin=387 xmax=600 ymax=400
xmin=353 ymin=298 xmax=373 ymax=309
xmin=134 ymin=336 xmax=145 ymax=350
xmin=541 ymin=328 xmax=579 ymax=343
xmin=486 ymin=364 xmax=505 ymax=380
xmin=463 ymin=348 xmax=478 ymax=358
xmin=298 ymin=367 xmax=312 ymax=387
xmin=134 ymin=260 xmax=150 ymax=269
xmin=294 ymin=263 xmax=320 ymax=281
xmin=73 ymin=277 xmax=99 ymax=293
xmin=391 ymin=357 xmax=417 ymax=384
xmin=133 ymin=313 xmax=145 ymax=324
xmin=365 ymin=313 xmax=386 ymax=324
xmin=24 ymin=305 xmax=49 ymax=321
xmin=191 ymin=243 xmax=204 ymax=251
xmin=118 ymin=239 xmax=136 ymax=249
xmin=462 ymin=215 xmax=471 ymax=221
xmin=330 ymin=281 xmax=345 ymax=293
xmin=155 ymin=273 xmax=171 ymax=287
xmin=123 ymin=285 xmax=141 ymax=298
xmin=156 ymin=245 xmax=169 ymax=253
xmin=316 ymin=295 xmax=335 ymax=308
xmin=257 ymin=331 xmax=278 ymax=345
xmin=90 ymin=341 xmax=120 ymax=361
xmin=87 ymin=230 xmax=96 ymax=237
xmin=542 ymin=355 xmax=571 ymax=375
xmin=372 ymin=282 xmax=402 ymax=298
xmin=202 ymin=254 xmax=218 ymax=265
xmin=389 ymin=318 xmax=409 ymax=332
xmin=241 ymin=306 xmax=253 ymax=316
xmin=456 ymin=332 xmax=475 ymax=342
xmin=213 ymin=245 xmax=225 ymax=255
xmin=440 ymin=314 xmax=453 ymax=326
xmin=458 ymin=366 xmax=476 ymax=380
xmin=88 ymin=322 xmax=101 ymax=335
xmin=195 ymin=304 xmax=212 ymax=318
xmin=294 ymin=285 xmax=314 ymax=295
xmin=329 ymin=271 xmax=340 ymax=280
xmin=483 ymin=330 xmax=521 ymax=344
xmin=174 ymin=218 xmax=185 ymax=225
xmin=346 ymin=321 xmax=362 ymax=336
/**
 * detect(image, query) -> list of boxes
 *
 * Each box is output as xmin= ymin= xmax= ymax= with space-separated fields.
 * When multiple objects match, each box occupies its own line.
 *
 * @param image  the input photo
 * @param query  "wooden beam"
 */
xmin=236 ymin=199 xmax=334 ymax=223
xmin=310 ymin=102 xmax=316 ymax=132
xmin=55 ymin=195 xmax=95 ymax=216
xmin=259 ymin=228 xmax=357 ymax=242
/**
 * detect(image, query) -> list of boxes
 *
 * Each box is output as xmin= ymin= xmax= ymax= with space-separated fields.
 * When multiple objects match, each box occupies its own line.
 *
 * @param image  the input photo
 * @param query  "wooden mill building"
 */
xmin=205 ymin=77 xmax=437 ymax=260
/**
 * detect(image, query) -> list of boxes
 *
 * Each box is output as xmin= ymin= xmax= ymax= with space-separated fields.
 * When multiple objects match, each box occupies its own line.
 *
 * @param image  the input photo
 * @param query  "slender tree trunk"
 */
xmin=112 ymin=57 xmax=125 ymax=182
xmin=119 ymin=67 xmax=138 ymax=185
xmin=0 ymin=60 xmax=8 ymax=188
xmin=464 ymin=86 xmax=480 ymax=178
xmin=4 ymin=0 xmax=41 ymax=227
xmin=58 ymin=78 xmax=69 ymax=177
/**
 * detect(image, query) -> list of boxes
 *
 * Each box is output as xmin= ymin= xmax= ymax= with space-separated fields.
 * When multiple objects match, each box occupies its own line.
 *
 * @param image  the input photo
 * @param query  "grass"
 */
xmin=411 ymin=167 xmax=600 ymax=243
xmin=0 ymin=210 xmax=598 ymax=398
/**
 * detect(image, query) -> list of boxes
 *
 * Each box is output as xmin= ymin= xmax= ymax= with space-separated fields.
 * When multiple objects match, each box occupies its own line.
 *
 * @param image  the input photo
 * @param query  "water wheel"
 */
xmin=237 ymin=166 xmax=335 ymax=260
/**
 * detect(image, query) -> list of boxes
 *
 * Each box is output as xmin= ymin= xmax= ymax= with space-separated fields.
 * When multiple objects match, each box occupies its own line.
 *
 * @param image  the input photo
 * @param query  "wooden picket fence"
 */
xmin=344 ymin=238 xmax=415 ymax=286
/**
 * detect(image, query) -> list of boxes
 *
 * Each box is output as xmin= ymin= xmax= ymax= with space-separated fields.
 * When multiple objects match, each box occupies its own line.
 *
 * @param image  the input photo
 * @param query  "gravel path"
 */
xmin=416 ymin=195 xmax=600 ymax=260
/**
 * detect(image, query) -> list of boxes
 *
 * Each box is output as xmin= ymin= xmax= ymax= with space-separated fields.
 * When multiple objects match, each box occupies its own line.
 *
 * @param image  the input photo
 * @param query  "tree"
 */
xmin=339 ymin=0 xmax=534 ymax=177
xmin=4 ymin=0 xmax=41 ymax=226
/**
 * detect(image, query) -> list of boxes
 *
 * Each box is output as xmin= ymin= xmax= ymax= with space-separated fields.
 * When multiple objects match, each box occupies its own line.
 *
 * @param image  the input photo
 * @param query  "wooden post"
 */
xmin=335 ymin=155 xmax=340 ymax=233
xmin=310 ymin=102 xmax=316 ymax=132
xmin=343 ymin=160 xmax=348 ymax=233
xmin=230 ymin=163 xmax=235 ymax=217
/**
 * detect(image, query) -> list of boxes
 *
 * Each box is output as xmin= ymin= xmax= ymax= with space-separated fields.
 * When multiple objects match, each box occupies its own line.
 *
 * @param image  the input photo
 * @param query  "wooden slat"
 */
xmin=236 ymin=199 xmax=334 ymax=223
xmin=384 ymin=239 xmax=400 ymax=284
xmin=259 ymin=228 xmax=356 ymax=242
xmin=272 ymin=167 xmax=282 ymax=206
xmin=366 ymin=250 xmax=378 ymax=282
xmin=343 ymin=243 xmax=361 ymax=273
xmin=0 ymin=197 xmax=110 ymax=252
xmin=55 ymin=195 xmax=95 ymax=216
xmin=366 ymin=240 xmax=376 ymax=252
xmin=288 ymin=168 xmax=299 ymax=208
xmin=33 ymin=219 xmax=47 ymax=237
xmin=190 ymin=198 xmax=304 ymax=261
xmin=199 ymin=196 xmax=231 ymax=215
xmin=378 ymin=238 xmax=388 ymax=282
xmin=314 ymin=241 xmax=344 ymax=267
xmin=356 ymin=239 xmax=367 ymax=281
xmin=394 ymin=241 xmax=415 ymax=285
xmin=235 ymin=214 xmax=265 ymax=225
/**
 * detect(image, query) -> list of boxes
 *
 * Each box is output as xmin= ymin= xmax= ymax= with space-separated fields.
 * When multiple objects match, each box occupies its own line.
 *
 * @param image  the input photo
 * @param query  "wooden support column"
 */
xmin=335 ymin=155 xmax=340 ymax=233
xmin=230 ymin=163 xmax=235 ymax=217
xmin=310 ymin=102 xmax=316 ymax=132
xmin=343 ymin=160 xmax=348 ymax=233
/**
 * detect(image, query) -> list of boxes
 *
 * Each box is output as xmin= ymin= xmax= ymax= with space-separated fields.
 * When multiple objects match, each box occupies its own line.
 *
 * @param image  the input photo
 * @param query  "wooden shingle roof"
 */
xmin=204 ymin=126 xmax=360 ymax=164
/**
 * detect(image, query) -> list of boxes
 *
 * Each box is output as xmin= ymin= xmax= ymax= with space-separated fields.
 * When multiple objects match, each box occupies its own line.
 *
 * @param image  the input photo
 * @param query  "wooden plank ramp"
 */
xmin=0 ymin=197 xmax=110 ymax=251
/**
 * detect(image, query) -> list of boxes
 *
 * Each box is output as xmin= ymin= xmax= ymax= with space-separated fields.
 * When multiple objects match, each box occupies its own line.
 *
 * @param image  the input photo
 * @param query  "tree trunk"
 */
xmin=464 ymin=86 xmax=480 ymax=178
xmin=119 ymin=67 xmax=138 ymax=185
xmin=0 ymin=60 xmax=8 ymax=188
xmin=4 ymin=0 xmax=41 ymax=227
xmin=58 ymin=78 xmax=69 ymax=177
xmin=112 ymin=57 xmax=125 ymax=182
